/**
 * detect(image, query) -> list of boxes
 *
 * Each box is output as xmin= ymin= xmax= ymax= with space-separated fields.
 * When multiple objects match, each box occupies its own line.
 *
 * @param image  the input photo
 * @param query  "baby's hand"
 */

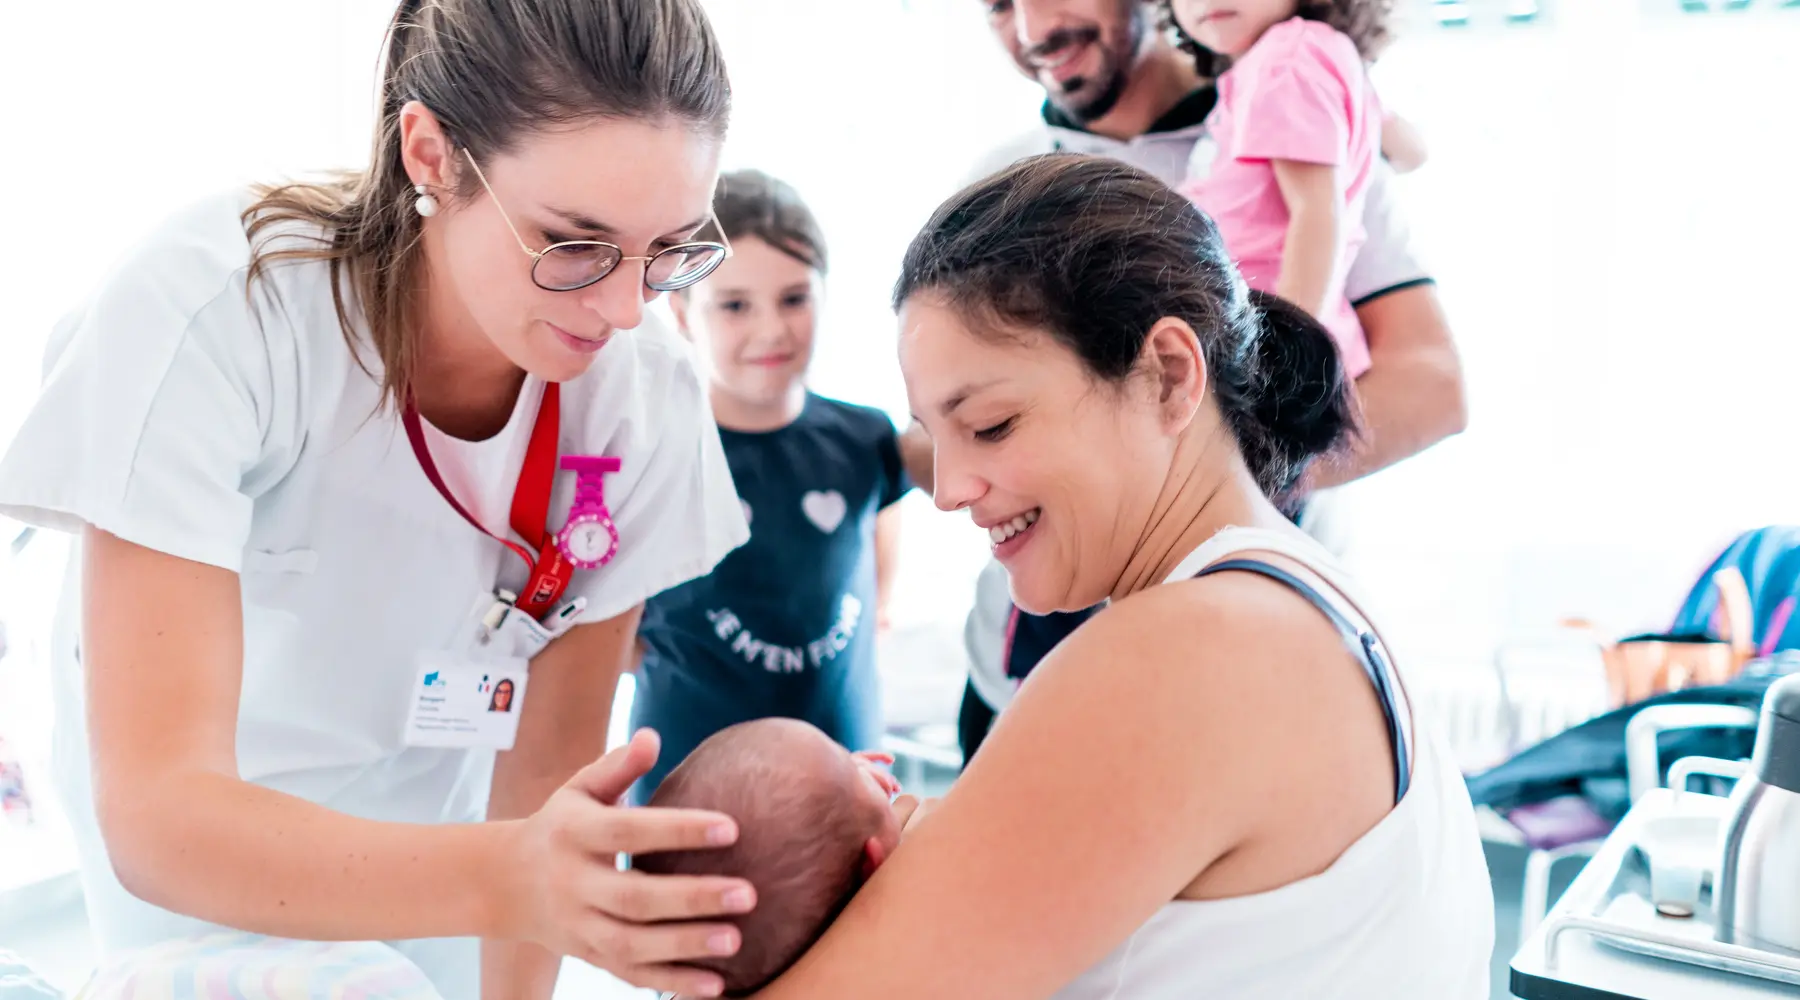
xmin=852 ymin=749 xmax=902 ymax=798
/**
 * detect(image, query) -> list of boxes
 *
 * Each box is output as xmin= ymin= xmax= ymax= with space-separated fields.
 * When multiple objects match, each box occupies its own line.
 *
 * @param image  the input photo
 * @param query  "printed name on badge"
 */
xmin=403 ymin=651 xmax=529 ymax=751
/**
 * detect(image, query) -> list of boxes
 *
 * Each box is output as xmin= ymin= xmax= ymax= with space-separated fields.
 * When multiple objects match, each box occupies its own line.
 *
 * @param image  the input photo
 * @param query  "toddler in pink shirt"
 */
xmin=1167 ymin=0 xmax=1391 ymax=379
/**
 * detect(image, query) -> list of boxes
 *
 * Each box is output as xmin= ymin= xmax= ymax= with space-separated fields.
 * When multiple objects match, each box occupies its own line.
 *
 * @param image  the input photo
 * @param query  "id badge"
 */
xmin=400 ymin=591 xmax=580 ymax=750
xmin=403 ymin=650 xmax=530 ymax=751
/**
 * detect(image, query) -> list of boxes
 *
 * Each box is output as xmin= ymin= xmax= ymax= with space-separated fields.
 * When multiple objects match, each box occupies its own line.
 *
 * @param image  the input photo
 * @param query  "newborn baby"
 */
xmin=633 ymin=719 xmax=901 ymax=996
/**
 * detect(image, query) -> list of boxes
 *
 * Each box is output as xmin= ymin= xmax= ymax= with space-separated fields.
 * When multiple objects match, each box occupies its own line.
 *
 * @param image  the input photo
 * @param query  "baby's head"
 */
xmin=633 ymin=719 xmax=900 ymax=996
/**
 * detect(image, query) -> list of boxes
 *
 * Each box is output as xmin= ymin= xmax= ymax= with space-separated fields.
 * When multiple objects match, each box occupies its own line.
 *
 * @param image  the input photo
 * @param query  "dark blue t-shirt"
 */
xmin=631 ymin=393 xmax=911 ymax=803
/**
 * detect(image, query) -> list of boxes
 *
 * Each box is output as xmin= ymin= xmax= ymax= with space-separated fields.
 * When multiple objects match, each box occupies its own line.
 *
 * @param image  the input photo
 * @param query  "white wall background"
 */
xmin=1345 ymin=0 xmax=1800 ymax=661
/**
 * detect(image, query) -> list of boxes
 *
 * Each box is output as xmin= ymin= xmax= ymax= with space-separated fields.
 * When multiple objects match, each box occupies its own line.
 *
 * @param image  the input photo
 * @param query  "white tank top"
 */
xmin=1051 ymin=527 xmax=1494 ymax=1000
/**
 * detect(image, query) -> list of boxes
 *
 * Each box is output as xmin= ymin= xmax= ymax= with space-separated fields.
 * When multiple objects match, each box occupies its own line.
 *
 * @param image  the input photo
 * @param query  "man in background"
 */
xmin=952 ymin=0 xmax=1469 ymax=761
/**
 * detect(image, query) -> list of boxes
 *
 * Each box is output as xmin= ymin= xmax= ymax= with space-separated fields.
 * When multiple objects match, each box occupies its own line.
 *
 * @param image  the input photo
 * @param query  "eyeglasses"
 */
xmin=460 ymin=148 xmax=731 ymax=293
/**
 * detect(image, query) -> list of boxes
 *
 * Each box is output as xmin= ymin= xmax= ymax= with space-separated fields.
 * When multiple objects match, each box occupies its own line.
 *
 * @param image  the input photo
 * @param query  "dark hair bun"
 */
xmin=1243 ymin=289 xmax=1357 ymax=498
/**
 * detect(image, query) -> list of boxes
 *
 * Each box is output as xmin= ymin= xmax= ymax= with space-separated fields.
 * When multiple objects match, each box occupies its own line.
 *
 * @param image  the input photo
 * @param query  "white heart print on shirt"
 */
xmin=801 ymin=490 xmax=847 ymax=534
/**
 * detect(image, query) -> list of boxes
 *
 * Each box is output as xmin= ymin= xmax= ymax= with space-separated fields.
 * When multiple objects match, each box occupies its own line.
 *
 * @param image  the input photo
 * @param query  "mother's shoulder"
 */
xmin=1042 ymin=556 xmax=1361 ymax=701
xmin=1107 ymin=554 xmax=1335 ymax=640
xmin=1041 ymin=574 xmax=1285 ymax=688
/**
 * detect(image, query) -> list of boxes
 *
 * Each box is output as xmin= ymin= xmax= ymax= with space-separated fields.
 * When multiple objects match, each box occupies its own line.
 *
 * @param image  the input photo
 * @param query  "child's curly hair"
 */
xmin=1160 ymin=1 xmax=1395 ymax=77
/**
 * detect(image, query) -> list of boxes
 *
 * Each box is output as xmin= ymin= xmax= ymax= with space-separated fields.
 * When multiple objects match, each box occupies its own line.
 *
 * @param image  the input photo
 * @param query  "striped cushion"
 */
xmin=77 ymin=934 xmax=443 ymax=1000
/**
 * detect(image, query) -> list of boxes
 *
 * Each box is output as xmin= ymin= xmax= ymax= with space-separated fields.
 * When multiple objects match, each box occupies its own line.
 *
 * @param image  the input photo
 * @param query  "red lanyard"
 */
xmin=402 ymin=381 xmax=574 ymax=621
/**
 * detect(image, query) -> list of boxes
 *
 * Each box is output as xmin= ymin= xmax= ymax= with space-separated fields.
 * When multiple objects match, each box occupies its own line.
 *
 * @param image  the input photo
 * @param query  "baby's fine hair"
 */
xmin=631 ymin=721 xmax=878 ymax=996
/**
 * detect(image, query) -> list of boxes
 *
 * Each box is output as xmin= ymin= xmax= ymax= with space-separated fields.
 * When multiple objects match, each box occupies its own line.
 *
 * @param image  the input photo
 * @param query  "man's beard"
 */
xmin=1056 ymin=65 xmax=1130 ymax=123
xmin=1043 ymin=6 xmax=1150 ymax=124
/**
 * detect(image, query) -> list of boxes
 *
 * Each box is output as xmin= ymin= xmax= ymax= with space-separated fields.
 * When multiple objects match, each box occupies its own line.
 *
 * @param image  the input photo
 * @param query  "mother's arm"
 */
xmin=748 ymin=581 xmax=1296 ymax=999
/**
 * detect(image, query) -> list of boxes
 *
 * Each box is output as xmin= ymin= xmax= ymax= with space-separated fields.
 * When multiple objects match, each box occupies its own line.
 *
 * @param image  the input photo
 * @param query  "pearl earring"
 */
xmin=414 ymin=183 xmax=439 ymax=218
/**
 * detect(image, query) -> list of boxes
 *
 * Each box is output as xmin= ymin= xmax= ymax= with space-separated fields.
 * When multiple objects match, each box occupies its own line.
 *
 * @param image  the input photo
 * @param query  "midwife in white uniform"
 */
xmin=0 ymin=2 xmax=765 ymax=999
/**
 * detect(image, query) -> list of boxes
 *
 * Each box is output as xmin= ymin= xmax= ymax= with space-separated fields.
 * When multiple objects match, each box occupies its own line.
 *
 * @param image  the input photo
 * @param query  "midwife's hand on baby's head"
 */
xmin=498 ymin=729 xmax=753 ymax=1000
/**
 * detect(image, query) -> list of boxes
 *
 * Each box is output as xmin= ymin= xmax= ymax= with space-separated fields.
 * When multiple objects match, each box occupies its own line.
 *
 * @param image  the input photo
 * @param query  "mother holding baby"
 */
xmin=737 ymin=155 xmax=1495 ymax=998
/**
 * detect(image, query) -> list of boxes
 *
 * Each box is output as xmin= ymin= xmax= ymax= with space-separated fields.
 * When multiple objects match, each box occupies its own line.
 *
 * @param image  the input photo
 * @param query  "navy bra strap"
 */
xmin=1196 ymin=558 xmax=1411 ymax=803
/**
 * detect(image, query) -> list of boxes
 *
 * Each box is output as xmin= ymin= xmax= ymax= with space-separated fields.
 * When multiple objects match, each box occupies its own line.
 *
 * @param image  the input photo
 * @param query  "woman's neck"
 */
xmin=1106 ymin=428 xmax=1292 ymax=603
xmin=409 ymin=281 xmax=528 ymax=442
xmin=1084 ymin=39 xmax=1206 ymax=142
xmin=710 ymin=383 xmax=807 ymax=434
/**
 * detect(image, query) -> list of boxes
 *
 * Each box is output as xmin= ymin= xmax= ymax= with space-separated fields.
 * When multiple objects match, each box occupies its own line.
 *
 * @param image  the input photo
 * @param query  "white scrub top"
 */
xmin=0 ymin=191 xmax=749 ymax=997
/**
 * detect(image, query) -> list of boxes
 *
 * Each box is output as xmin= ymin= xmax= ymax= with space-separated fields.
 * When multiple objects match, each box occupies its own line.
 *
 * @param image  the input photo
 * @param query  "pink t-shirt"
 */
xmin=1178 ymin=18 xmax=1382 ymax=378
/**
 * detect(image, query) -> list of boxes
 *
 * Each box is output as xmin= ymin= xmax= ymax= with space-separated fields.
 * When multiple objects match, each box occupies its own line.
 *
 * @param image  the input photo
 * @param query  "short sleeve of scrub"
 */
xmin=563 ymin=343 xmax=749 ymax=625
xmin=0 ymin=198 xmax=282 ymax=572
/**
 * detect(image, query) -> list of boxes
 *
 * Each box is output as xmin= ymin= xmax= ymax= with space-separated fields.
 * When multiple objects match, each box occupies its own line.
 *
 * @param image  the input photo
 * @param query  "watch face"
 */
xmin=567 ymin=520 xmax=610 ymax=561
